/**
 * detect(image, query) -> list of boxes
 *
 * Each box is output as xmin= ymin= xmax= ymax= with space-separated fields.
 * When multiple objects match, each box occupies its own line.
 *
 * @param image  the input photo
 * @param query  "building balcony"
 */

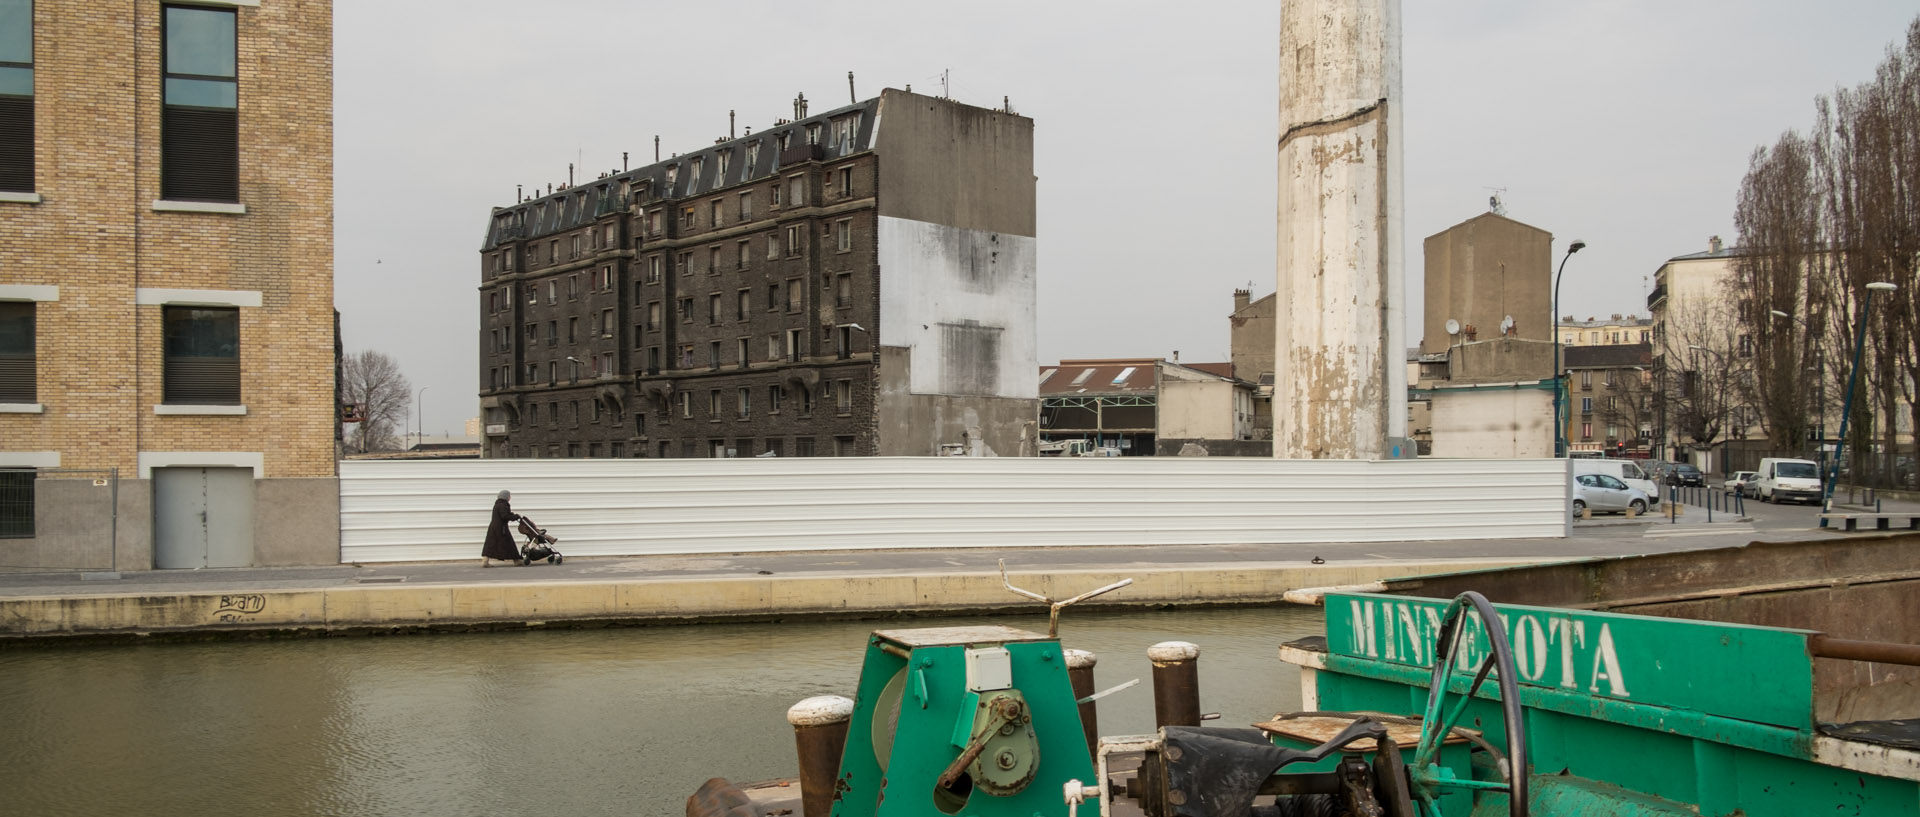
xmin=1647 ymin=284 xmax=1666 ymax=310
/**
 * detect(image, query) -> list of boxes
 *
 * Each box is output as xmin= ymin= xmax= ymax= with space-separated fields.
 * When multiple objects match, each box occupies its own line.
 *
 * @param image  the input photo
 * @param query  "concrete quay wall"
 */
xmin=0 ymin=559 xmax=1532 ymax=639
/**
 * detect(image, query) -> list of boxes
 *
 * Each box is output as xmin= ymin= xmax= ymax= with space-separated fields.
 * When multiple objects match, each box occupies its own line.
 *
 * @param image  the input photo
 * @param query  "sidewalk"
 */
xmin=0 ymin=526 xmax=1832 ymax=641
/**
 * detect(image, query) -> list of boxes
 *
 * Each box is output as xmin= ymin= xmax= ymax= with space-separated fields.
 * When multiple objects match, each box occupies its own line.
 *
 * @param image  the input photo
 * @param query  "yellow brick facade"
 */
xmin=0 ymin=0 xmax=335 ymax=480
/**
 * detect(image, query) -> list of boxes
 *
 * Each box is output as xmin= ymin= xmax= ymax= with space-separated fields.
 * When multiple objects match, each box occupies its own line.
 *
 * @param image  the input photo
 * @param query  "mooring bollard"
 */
xmin=1148 ymin=641 xmax=1201 ymax=729
xmin=1065 ymin=648 xmax=1099 ymax=760
xmin=787 ymin=695 xmax=855 ymax=817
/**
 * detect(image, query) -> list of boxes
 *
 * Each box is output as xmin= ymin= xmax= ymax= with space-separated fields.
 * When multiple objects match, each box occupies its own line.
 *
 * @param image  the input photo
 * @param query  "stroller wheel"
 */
xmin=555 ymin=555 xmax=563 ymax=564
xmin=517 ymin=557 xmax=529 ymax=567
xmin=546 ymin=555 xmax=557 ymax=564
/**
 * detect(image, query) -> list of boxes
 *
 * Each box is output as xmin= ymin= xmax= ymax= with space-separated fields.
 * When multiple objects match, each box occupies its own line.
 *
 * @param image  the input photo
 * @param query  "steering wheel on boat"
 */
xmin=1409 ymin=591 xmax=1529 ymax=817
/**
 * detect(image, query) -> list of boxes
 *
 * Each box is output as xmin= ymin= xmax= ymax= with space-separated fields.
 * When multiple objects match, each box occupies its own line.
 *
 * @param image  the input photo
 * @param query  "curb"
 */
xmin=0 ymin=559 xmax=1545 ymax=641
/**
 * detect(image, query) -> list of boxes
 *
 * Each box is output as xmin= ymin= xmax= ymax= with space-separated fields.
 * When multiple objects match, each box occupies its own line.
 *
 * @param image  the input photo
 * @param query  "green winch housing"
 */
xmin=831 ymin=625 xmax=1095 ymax=817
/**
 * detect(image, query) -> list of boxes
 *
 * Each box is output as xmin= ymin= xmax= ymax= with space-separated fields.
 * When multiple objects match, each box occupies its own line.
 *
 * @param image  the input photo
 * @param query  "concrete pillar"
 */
xmin=1274 ymin=0 xmax=1406 ymax=459
xmin=1148 ymin=641 xmax=1201 ymax=729
xmin=787 ymin=695 xmax=855 ymax=817
xmin=1065 ymin=648 xmax=1099 ymax=760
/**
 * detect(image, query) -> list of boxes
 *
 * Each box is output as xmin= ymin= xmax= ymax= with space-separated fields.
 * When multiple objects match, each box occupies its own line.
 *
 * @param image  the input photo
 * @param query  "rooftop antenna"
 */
xmin=729 ymin=110 xmax=735 ymax=139
xmin=654 ymin=135 xmax=660 ymax=162
xmin=942 ymin=68 xmax=949 ymax=98
xmin=848 ymin=71 xmax=856 ymax=103
xmin=516 ymin=183 xmax=522 ymax=201
xmin=1485 ymin=187 xmax=1508 ymax=216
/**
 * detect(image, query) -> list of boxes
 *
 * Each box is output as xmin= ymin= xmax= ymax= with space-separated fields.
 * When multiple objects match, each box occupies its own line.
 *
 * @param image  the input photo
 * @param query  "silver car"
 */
xmin=1723 ymin=470 xmax=1759 ymax=498
xmin=1574 ymin=473 xmax=1651 ymax=518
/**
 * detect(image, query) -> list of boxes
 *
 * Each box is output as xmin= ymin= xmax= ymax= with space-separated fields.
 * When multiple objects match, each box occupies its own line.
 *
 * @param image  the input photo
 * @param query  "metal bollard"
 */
xmin=787 ymin=695 xmax=855 ymax=817
xmin=1148 ymin=641 xmax=1201 ymax=729
xmin=1065 ymin=648 xmax=1099 ymax=761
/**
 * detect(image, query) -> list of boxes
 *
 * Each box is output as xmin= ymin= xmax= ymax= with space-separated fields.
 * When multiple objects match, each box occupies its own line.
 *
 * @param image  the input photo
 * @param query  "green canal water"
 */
xmin=0 ymin=605 xmax=1324 ymax=817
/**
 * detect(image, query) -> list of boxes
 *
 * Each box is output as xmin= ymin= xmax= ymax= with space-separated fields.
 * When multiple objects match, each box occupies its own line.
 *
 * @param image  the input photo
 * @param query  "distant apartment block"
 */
xmin=0 ymin=0 xmax=338 ymax=570
xmin=478 ymin=90 xmax=1038 ymax=458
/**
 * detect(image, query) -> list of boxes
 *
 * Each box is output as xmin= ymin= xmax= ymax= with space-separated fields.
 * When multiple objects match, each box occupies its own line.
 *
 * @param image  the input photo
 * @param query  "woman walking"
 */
xmin=482 ymin=489 xmax=522 ymax=567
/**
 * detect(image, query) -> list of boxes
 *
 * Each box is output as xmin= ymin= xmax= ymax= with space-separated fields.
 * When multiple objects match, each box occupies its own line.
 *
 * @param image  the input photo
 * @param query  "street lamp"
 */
xmin=1687 ymin=345 xmax=1729 ymax=476
xmin=1825 ymin=281 xmax=1899 ymax=515
xmin=414 ymin=385 xmax=429 ymax=451
xmin=1769 ymin=309 xmax=1825 ymax=463
xmin=1552 ymin=238 xmax=1588 ymax=457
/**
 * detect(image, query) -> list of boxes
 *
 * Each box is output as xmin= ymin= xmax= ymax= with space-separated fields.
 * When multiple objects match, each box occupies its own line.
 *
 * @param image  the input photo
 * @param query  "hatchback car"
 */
xmin=1666 ymin=463 xmax=1705 ymax=487
xmin=1574 ymin=473 xmax=1651 ymax=518
xmin=1723 ymin=470 xmax=1760 ymax=497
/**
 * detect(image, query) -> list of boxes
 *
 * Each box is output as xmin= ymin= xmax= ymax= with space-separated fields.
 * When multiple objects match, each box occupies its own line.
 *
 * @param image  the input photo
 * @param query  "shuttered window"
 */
xmin=0 ymin=469 xmax=31 ymax=538
xmin=161 ymin=6 xmax=238 ymax=202
xmin=0 ymin=301 xmax=32 ymax=403
xmin=162 ymin=306 xmax=240 ymax=404
xmin=0 ymin=0 xmax=32 ymax=193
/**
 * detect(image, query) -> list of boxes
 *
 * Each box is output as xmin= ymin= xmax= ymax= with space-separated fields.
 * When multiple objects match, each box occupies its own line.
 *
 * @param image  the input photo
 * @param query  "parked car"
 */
xmin=1573 ymin=459 xmax=1663 ymax=508
xmin=1723 ymin=471 xmax=1760 ymax=497
xmin=1573 ymin=473 xmax=1651 ymax=518
xmin=1666 ymin=463 xmax=1705 ymax=487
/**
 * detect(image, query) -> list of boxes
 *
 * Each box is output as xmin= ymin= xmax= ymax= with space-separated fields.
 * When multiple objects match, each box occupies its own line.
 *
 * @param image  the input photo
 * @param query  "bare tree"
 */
xmin=1656 ymin=299 xmax=1754 ymax=470
xmin=341 ymin=350 xmax=412 ymax=453
xmin=1594 ymin=354 xmax=1658 ymax=452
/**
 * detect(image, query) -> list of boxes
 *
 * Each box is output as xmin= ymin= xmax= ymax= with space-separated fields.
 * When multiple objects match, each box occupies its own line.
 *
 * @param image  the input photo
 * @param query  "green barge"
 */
xmin=693 ymin=534 xmax=1920 ymax=816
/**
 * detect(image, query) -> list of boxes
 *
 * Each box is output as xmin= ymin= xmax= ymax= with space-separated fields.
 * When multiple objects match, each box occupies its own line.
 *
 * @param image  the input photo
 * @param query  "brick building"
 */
xmin=0 ymin=0 xmax=337 ymax=571
xmin=479 ymin=90 xmax=1038 ymax=459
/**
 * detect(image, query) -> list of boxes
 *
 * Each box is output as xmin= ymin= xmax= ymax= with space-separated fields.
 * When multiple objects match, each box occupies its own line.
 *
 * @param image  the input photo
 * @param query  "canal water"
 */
xmin=0 ymin=605 xmax=1323 ymax=817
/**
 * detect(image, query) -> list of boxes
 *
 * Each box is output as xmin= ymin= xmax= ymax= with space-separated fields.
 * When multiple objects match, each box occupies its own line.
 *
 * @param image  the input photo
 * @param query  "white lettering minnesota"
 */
xmin=1343 ymin=600 xmax=1632 ymax=699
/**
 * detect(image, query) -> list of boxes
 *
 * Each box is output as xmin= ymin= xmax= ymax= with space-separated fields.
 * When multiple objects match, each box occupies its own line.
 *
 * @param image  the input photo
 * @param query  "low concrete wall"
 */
xmin=1 ymin=476 xmax=120 ymax=571
xmin=0 ymin=559 xmax=1536 ymax=638
xmin=1156 ymin=439 xmax=1272 ymax=457
xmin=255 ymin=478 xmax=340 ymax=566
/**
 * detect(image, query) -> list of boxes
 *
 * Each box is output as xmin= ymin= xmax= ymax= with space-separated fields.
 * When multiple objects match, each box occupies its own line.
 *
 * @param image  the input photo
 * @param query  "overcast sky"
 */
xmin=335 ymin=1 xmax=1920 ymax=437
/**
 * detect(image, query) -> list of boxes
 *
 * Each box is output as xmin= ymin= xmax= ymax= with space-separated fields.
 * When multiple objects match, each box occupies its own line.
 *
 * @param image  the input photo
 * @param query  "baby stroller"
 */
xmin=514 ymin=515 xmax=564 ymax=565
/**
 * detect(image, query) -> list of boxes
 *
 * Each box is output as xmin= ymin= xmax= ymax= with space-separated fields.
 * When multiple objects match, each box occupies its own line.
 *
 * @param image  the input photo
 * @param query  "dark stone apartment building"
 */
xmin=478 ymin=90 xmax=1038 ymax=458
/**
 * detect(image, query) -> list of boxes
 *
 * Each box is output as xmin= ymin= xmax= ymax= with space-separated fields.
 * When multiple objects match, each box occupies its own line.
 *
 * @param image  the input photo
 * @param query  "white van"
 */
xmin=1572 ymin=459 xmax=1662 ymax=508
xmin=1755 ymin=458 xmax=1823 ymax=504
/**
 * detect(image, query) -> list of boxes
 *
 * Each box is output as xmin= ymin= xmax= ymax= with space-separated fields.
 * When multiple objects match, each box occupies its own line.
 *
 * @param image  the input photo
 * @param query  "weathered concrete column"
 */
xmin=1148 ymin=641 xmax=1201 ymax=729
xmin=1065 ymin=648 xmax=1099 ymax=760
xmin=787 ymin=695 xmax=855 ymax=817
xmin=1274 ymin=0 xmax=1406 ymax=459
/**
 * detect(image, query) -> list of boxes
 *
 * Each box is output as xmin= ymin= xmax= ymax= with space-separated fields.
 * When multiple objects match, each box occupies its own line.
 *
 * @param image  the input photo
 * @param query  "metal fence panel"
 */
xmin=338 ymin=458 xmax=1571 ymax=564
xmin=0 ymin=468 xmax=120 ymax=573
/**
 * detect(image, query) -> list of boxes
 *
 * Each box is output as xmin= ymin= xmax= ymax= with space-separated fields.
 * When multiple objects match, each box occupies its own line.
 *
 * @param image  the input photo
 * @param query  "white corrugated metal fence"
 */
xmin=337 ymin=457 xmax=1571 ymax=563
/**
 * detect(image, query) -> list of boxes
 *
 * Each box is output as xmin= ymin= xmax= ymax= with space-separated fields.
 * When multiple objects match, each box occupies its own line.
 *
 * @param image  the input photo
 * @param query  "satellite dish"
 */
xmin=1501 ymin=315 xmax=1515 ymax=335
xmin=1445 ymin=318 xmax=1461 ymax=336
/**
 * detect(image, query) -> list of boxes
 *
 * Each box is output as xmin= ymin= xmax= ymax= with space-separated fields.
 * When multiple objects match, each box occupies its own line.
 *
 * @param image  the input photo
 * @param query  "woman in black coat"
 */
xmin=482 ymin=489 xmax=522 ymax=567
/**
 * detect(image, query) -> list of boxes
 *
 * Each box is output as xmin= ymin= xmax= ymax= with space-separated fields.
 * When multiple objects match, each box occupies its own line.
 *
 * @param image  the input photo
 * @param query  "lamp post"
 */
xmin=1687 ymin=345 xmax=1730 ymax=476
xmin=1552 ymin=239 xmax=1588 ymax=457
xmin=1769 ymin=309 xmax=1824 ymax=463
xmin=1825 ymin=281 xmax=1900 ymax=515
xmin=414 ymin=385 xmax=429 ymax=451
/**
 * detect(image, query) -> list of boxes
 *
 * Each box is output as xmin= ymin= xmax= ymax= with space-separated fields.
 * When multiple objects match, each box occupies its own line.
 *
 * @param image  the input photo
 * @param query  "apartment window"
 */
xmin=0 ymin=468 xmax=31 ymax=537
xmin=835 ymin=219 xmax=852 ymax=252
xmin=835 ymin=436 xmax=855 ymax=457
xmin=707 ymin=389 xmax=721 ymax=417
xmin=681 ymin=207 xmax=695 ymax=229
xmin=710 ymin=200 xmax=723 ymax=228
xmin=0 ymin=301 xmax=33 ymax=402
xmin=805 ymin=124 xmax=821 ymax=145
xmin=570 ymin=235 xmax=581 ymax=258
xmin=1640 ymin=330 xmax=1650 ymax=343
xmin=786 ymin=278 xmax=802 ymax=312
xmin=598 ymin=266 xmax=612 ymax=290
xmin=838 ymin=166 xmax=853 ymax=198
xmin=547 ymin=361 xmax=556 ymax=384
xmin=737 ymin=387 xmax=751 ymax=419
xmin=677 ymin=251 xmax=692 ymax=276
xmin=836 ymin=378 xmax=853 ymax=414
xmin=678 ymin=297 xmax=693 ymax=323
xmin=795 ymin=437 xmax=815 ymax=457
xmin=569 ymin=400 xmax=581 ymax=427
xmin=646 ymin=301 xmax=661 ymax=331
xmin=1579 ymin=370 xmax=1591 ymax=388
xmin=708 ymin=341 xmax=721 ymax=370
xmin=708 ymin=245 xmax=722 ymax=274
xmin=764 ymin=439 xmax=783 ymax=458
xmin=735 ymin=289 xmax=749 ymax=321
xmin=549 ymin=241 xmax=557 ymax=263
xmin=546 ymin=320 xmax=557 ymax=347
xmin=738 ymin=192 xmax=752 ymax=220
xmin=546 ymin=280 xmax=556 ymax=304
xmin=646 ymin=255 xmax=663 ymax=283
xmin=162 ymin=306 xmax=239 ymax=404
xmin=678 ymin=391 xmax=692 ymax=417
xmin=786 ymin=328 xmax=802 ymax=362
xmin=737 ymin=240 xmax=750 ymax=270
xmin=835 ymin=273 xmax=851 ymax=308
xmin=770 ymin=183 xmax=782 ymax=209
xmin=767 ymin=334 xmax=781 ymax=361
xmin=767 ymin=234 xmax=780 ymax=260
xmin=161 ymin=5 xmax=238 ymax=202
xmin=632 ymin=324 xmax=643 ymax=347
xmin=1580 ymin=397 xmax=1593 ymax=415
xmin=799 ymin=385 xmax=814 ymax=416
xmin=1610 ymin=332 xmax=1621 ymax=344
xmin=787 ymin=174 xmax=805 ymax=207
xmin=678 ymin=344 xmax=694 ymax=368
xmin=648 ymin=209 xmax=663 ymax=235
xmin=0 ymin=0 xmax=34 ymax=193
xmin=736 ymin=337 xmax=749 ymax=369
xmin=646 ymin=346 xmax=660 ymax=374
xmin=600 ymin=308 xmax=614 ymax=336
xmin=567 ymin=317 xmax=577 ymax=343
xmin=835 ymin=325 xmax=853 ymax=360
xmin=716 ymin=150 xmax=731 ymax=180
xmin=785 ymin=225 xmax=803 ymax=257
xmin=767 ymin=283 xmax=780 ymax=311
xmin=1581 ymin=423 xmax=1593 ymax=440
xmin=707 ymin=293 xmax=722 ymax=324
xmin=768 ymin=384 xmax=784 ymax=413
